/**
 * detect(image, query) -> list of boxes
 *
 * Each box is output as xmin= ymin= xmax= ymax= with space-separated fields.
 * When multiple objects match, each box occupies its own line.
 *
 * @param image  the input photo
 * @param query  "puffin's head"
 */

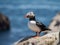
xmin=25 ymin=12 xmax=35 ymax=18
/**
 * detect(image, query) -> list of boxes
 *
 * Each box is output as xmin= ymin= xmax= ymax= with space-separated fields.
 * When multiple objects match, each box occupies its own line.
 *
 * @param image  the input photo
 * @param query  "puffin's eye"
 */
xmin=27 ymin=15 xmax=29 ymax=17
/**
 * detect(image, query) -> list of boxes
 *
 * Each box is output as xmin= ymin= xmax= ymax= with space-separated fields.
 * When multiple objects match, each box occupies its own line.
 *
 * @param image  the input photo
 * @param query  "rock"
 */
xmin=13 ymin=32 xmax=59 ymax=45
xmin=0 ymin=13 xmax=10 ymax=31
xmin=48 ymin=12 xmax=60 ymax=45
xmin=49 ymin=13 xmax=60 ymax=32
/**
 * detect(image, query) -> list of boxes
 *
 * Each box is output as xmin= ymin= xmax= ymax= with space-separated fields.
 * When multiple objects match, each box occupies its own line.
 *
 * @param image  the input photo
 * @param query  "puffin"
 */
xmin=25 ymin=12 xmax=50 ymax=37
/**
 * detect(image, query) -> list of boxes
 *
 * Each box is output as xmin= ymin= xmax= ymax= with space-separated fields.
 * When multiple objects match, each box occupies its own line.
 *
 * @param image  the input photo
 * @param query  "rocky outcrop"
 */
xmin=48 ymin=13 xmax=60 ymax=45
xmin=49 ymin=13 xmax=60 ymax=32
xmin=13 ymin=32 xmax=59 ymax=45
xmin=0 ymin=13 xmax=10 ymax=31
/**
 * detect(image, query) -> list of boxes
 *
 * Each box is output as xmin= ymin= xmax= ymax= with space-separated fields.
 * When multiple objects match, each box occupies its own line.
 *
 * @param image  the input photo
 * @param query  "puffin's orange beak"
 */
xmin=24 ymin=15 xmax=27 ymax=18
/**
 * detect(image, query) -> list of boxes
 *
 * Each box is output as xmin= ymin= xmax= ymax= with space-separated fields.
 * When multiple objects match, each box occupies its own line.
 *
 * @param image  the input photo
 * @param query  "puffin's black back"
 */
xmin=36 ymin=21 xmax=50 ymax=31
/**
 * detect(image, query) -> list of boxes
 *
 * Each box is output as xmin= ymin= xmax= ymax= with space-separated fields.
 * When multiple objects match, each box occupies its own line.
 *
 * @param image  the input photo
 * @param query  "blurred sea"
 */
xmin=0 ymin=0 xmax=60 ymax=45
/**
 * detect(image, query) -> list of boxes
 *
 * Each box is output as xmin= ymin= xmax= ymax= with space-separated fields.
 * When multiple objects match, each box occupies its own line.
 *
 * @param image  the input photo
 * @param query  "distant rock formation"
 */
xmin=49 ymin=13 xmax=60 ymax=32
xmin=0 ymin=13 xmax=10 ymax=31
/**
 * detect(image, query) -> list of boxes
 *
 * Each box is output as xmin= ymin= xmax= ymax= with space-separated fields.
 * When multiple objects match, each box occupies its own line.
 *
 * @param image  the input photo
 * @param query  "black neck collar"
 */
xmin=29 ymin=16 xmax=36 ymax=21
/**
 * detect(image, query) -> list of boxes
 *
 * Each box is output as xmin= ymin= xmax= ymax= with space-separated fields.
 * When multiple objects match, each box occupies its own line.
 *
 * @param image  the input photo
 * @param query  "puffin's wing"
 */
xmin=36 ymin=21 xmax=46 ymax=27
xmin=36 ymin=21 xmax=50 ymax=31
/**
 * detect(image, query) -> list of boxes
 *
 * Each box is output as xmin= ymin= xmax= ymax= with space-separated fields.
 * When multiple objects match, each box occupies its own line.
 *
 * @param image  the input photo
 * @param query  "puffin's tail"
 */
xmin=47 ymin=28 xmax=51 ymax=31
xmin=44 ymin=27 xmax=51 ymax=31
xmin=42 ymin=28 xmax=51 ymax=33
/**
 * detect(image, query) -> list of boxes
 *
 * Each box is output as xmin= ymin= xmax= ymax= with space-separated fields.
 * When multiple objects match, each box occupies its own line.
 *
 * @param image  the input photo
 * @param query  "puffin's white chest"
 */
xmin=28 ymin=21 xmax=40 ymax=32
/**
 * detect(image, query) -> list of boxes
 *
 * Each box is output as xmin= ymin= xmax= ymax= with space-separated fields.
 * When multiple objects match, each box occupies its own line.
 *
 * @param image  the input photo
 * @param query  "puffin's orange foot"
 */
xmin=33 ymin=36 xmax=40 ymax=38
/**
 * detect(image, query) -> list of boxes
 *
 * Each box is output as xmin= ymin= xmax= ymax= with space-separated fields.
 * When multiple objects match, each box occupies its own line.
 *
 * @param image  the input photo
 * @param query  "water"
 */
xmin=0 ymin=0 xmax=60 ymax=45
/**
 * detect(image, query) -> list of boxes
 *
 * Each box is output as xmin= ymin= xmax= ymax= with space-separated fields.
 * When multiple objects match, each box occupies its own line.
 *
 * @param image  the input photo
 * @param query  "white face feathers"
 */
xmin=26 ymin=12 xmax=35 ymax=17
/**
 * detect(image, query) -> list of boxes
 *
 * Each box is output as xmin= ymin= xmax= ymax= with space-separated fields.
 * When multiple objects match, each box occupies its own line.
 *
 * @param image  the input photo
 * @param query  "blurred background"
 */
xmin=0 ymin=0 xmax=60 ymax=45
